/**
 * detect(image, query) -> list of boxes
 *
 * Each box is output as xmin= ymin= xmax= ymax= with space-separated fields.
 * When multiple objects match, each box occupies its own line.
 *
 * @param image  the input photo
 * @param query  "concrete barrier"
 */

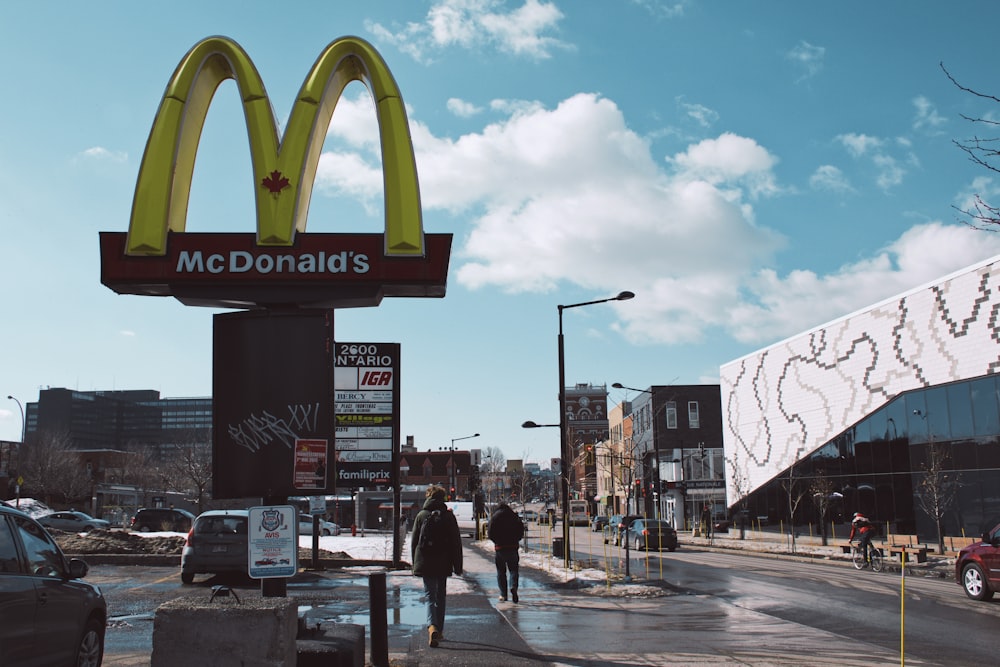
xmin=151 ymin=596 xmax=297 ymax=666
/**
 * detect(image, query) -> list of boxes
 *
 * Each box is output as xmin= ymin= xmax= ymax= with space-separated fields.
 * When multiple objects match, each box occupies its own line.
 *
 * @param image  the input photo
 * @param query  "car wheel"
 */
xmin=76 ymin=618 xmax=104 ymax=667
xmin=139 ymin=525 xmax=151 ymax=532
xmin=962 ymin=563 xmax=994 ymax=601
xmin=635 ymin=537 xmax=644 ymax=551
xmin=322 ymin=529 xmax=331 ymax=536
xmin=181 ymin=571 xmax=194 ymax=584
xmin=668 ymin=546 xmax=677 ymax=552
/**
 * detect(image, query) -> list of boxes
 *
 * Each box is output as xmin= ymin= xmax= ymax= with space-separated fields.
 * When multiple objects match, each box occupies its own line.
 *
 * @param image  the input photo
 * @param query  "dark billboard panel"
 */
xmin=213 ymin=310 xmax=335 ymax=499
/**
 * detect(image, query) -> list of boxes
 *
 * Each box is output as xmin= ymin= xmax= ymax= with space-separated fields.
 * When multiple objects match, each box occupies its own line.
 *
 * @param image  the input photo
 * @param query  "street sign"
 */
xmin=247 ymin=505 xmax=297 ymax=579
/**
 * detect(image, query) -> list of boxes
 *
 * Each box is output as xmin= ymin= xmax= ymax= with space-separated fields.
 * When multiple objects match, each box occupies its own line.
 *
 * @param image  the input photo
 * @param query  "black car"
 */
xmin=591 ymin=515 xmax=609 ymax=532
xmin=0 ymin=503 xmax=107 ymax=666
xmin=131 ymin=507 xmax=195 ymax=533
xmin=627 ymin=518 xmax=679 ymax=551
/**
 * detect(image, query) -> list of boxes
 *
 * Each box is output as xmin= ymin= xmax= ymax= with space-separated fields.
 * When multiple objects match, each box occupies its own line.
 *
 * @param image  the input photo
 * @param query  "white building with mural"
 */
xmin=721 ymin=254 xmax=1000 ymax=535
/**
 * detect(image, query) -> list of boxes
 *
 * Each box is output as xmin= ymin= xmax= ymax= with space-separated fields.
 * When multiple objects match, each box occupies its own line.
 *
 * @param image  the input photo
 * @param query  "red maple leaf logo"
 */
xmin=261 ymin=170 xmax=290 ymax=194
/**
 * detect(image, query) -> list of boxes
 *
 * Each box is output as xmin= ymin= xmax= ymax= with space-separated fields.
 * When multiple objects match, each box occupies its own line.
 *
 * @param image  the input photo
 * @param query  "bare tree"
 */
xmin=942 ymin=63 xmax=1000 ymax=229
xmin=726 ymin=456 xmax=752 ymax=540
xmin=160 ymin=440 xmax=213 ymax=513
xmin=783 ymin=456 xmax=809 ymax=554
xmin=19 ymin=430 xmax=92 ymax=506
xmin=915 ymin=440 xmax=960 ymax=555
xmin=810 ymin=470 xmax=837 ymax=546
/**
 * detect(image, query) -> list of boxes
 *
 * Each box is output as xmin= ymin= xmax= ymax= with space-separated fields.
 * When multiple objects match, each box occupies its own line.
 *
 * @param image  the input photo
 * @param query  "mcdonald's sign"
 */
xmin=100 ymin=36 xmax=451 ymax=309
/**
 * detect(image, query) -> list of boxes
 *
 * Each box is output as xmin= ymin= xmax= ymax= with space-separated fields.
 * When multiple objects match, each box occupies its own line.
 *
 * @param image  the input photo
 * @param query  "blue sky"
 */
xmin=4 ymin=1 xmax=1000 ymax=467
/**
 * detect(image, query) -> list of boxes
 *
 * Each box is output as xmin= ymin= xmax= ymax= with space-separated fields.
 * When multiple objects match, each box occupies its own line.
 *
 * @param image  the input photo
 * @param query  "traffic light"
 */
xmin=450 ymin=486 xmax=456 ymax=500
xmin=585 ymin=445 xmax=594 ymax=465
xmin=634 ymin=479 xmax=642 ymax=497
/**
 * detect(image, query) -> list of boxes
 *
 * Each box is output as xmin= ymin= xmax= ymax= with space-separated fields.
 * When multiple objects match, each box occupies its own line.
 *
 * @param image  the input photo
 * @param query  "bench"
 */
xmin=944 ymin=536 xmax=978 ymax=557
xmin=885 ymin=534 xmax=928 ymax=563
xmin=833 ymin=539 xmax=854 ymax=555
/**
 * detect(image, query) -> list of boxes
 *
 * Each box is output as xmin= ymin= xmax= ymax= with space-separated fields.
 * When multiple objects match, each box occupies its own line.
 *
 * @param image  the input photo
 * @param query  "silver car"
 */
xmin=38 ymin=511 xmax=111 ymax=533
xmin=298 ymin=514 xmax=340 ymax=536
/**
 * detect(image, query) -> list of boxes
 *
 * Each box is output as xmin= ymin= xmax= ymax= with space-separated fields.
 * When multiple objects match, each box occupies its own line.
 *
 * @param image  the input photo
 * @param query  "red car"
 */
xmin=955 ymin=520 xmax=1000 ymax=601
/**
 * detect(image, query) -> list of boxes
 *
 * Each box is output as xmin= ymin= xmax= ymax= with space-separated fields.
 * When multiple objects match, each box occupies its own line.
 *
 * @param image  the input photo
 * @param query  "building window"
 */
xmin=665 ymin=402 xmax=677 ymax=429
xmin=688 ymin=402 xmax=700 ymax=428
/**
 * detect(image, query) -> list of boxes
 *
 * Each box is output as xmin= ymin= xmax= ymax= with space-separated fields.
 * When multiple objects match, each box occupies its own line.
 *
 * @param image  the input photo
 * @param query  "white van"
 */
xmin=445 ymin=501 xmax=478 ymax=537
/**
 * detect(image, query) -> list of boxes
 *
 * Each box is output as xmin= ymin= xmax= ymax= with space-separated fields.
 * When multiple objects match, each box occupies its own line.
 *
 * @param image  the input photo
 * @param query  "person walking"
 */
xmin=411 ymin=485 xmax=463 ymax=647
xmin=487 ymin=501 xmax=524 ymax=603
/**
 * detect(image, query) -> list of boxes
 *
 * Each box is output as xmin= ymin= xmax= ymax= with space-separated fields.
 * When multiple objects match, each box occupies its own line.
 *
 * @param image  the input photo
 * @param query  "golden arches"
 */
xmin=127 ymin=36 xmax=423 ymax=257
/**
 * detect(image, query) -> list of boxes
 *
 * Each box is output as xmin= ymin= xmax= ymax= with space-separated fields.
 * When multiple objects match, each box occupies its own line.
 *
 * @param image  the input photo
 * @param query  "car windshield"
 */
xmin=640 ymin=520 xmax=672 ymax=530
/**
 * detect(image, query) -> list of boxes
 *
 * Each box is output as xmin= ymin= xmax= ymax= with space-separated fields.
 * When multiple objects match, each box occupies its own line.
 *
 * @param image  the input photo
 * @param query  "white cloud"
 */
xmin=119 ymin=330 xmax=136 ymax=337
xmin=309 ymin=90 xmax=1000 ymax=349
xmin=447 ymin=98 xmax=483 ymax=118
xmin=367 ymin=0 xmax=568 ymax=63
xmin=786 ymin=41 xmax=825 ymax=81
xmin=809 ymin=165 xmax=853 ymax=193
xmin=77 ymin=146 xmax=127 ymax=162
xmin=837 ymin=133 xmax=882 ymax=157
xmin=677 ymin=99 xmax=719 ymax=128
xmin=836 ymin=133 xmax=908 ymax=191
xmin=913 ymin=95 xmax=947 ymax=132
xmin=728 ymin=222 xmax=1000 ymax=344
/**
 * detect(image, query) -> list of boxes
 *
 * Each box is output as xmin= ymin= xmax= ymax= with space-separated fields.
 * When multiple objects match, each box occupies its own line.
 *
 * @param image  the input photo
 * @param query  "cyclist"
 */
xmin=848 ymin=512 xmax=875 ymax=565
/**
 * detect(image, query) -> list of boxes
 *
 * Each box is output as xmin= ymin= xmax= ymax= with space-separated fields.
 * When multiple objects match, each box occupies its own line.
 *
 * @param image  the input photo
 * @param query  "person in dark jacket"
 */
xmin=411 ymin=485 xmax=463 ymax=647
xmin=487 ymin=501 xmax=524 ymax=603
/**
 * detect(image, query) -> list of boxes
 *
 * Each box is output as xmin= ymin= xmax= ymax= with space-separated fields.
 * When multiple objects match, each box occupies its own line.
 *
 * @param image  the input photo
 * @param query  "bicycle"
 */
xmin=850 ymin=542 xmax=883 ymax=572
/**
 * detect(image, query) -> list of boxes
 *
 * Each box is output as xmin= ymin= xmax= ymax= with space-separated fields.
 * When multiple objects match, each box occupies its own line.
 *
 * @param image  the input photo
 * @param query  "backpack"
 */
xmin=418 ymin=509 xmax=447 ymax=554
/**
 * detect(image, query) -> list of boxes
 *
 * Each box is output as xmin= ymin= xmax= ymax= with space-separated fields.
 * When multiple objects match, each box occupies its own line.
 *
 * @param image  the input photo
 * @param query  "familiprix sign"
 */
xmin=100 ymin=36 xmax=451 ymax=309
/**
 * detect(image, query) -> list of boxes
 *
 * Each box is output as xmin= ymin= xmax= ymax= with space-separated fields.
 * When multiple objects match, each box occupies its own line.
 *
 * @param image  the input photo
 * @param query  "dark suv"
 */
xmin=131 ymin=507 xmax=195 ymax=533
xmin=0 ymin=503 xmax=107 ymax=666
xmin=956 ymin=519 xmax=1000 ymax=601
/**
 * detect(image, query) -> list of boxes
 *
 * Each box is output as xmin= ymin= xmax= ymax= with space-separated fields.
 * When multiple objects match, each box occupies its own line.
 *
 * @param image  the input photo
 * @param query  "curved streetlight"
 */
xmin=612 ymin=382 xmax=663 ymax=520
xmin=447 ymin=433 xmax=479 ymax=500
xmin=555 ymin=290 xmax=635 ymax=568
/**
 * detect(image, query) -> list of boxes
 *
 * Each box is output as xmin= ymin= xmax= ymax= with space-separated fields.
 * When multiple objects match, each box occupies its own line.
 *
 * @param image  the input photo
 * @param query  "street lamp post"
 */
xmin=612 ymin=383 xmax=662 ymax=520
xmin=6 ymin=395 xmax=25 ymax=508
xmin=555 ymin=290 xmax=634 ymax=568
xmin=449 ymin=433 xmax=479 ymax=499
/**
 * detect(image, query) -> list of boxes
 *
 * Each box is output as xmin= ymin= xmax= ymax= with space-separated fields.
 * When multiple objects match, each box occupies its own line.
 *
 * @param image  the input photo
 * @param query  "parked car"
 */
xmin=520 ymin=509 xmax=540 ymax=523
xmin=956 ymin=519 xmax=1000 ymax=600
xmin=131 ymin=507 xmax=195 ymax=533
xmin=591 ymin=515 xmax=609 ymax=532
xmin=38 ymin=510 xmax=110 ymax=533
xmin=627 ymin=518 xmax=679 ymax=552
xmin=0 ymin=503 xmax=107 ymax=666
xmin=298 ymin=514 xmax=340 ymax=536
xmin=606 ymin=514 xmax=642 ymax=546
xmin=181 ymin=510 xmax=250 ymax=584
xmin=538 ymin=509 xmax=558 ymax=525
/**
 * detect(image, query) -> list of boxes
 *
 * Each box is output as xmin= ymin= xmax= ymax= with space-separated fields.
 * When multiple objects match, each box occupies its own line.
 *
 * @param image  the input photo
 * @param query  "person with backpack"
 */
xmin=848 ymin=512 xmax=875 ymax=565
xmin=487 ymin=501 xmax=525 ymax=603
xmin=411 ymin=484 xmax=463 ymax=648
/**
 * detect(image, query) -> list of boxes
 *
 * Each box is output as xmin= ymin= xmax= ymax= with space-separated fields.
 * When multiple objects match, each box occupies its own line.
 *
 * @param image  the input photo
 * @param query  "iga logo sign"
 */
xmin=100 ymin=36 xmax=451 ymax=309
xmin=360 ymin=370 xmax=393 ymax=388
